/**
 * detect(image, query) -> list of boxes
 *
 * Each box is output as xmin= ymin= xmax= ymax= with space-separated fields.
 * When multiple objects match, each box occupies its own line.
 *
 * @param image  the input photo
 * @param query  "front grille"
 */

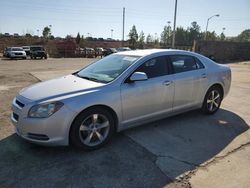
xmin=15 ymin=53 xmax=23 ymax=55
xmin=27 ymin=133 xmax=49 ymax=141
xmin=13 ymin=112 xmax=19 ymax=121
xmin=16 ymin=99 xmax=25 ymax=108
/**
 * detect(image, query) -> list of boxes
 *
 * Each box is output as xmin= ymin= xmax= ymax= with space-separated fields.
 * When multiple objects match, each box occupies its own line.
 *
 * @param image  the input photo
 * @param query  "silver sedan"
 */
xmin=11 ymin=49 xmax=231 ymax=150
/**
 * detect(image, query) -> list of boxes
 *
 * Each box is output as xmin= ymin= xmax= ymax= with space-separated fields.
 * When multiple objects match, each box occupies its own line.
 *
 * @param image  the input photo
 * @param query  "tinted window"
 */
xmin=170 ymin=55 xmax=198 ymax=73
xmin=136 ymin=56 xmax=168 ymax=78
xmin=195 ymin=57 xmax=205 ymax=69
xmin=30 ymin=47 xmax=44 ymax=51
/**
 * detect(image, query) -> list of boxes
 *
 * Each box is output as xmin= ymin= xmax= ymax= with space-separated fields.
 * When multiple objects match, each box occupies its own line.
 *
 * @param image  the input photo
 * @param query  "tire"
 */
xmin=202 ymin=86 xmax=222 ymax=114
xmin=23 ymin=57 xmax=26 ymax=59
xmin=69 ymin=107 xmax=115 ymax=150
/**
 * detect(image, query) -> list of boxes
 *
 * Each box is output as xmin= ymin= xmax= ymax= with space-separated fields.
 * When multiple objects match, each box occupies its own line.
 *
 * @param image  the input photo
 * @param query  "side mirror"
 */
xmin=130 ymin=72 xmax=148 ymax=82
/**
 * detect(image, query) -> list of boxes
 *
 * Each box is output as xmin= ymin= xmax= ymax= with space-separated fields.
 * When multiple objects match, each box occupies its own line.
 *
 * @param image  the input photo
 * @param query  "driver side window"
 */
xmin=136 ymin=56 xmax=168 ymax=79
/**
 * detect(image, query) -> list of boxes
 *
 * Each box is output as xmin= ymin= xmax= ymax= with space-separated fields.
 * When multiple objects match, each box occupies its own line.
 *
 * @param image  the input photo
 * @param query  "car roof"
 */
xmin=117 ymin=49 xmax=192 ymax=57
xmin=11 ymin=47 xmax=23 ymax=49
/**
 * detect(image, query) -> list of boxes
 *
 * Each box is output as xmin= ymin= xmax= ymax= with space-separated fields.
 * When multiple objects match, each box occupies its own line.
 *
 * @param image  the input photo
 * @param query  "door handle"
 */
xmin=163 ymin=81 xmax=172 ymax=86
xmin=201 ymin=73 xmax=207 ymax=78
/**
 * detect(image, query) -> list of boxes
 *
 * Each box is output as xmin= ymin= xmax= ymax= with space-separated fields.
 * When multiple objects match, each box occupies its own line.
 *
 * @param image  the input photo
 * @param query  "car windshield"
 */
xmin=12 ymin=48 xmax=23 ymax=51
xmin=77 ymin=54 xmax=140 ymax=83
xmin=31 ymin=47 xmax=44 ymax=51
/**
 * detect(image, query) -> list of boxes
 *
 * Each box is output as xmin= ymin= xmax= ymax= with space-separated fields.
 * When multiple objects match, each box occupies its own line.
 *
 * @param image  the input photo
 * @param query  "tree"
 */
xmin=76 ymin=32 xmax=81 ymax=44
xmin=204 ymin=31 xmax=218 ymax=41
xmin=128 ymin=25 xmax=138 ymax=49
xmin=138 ymin=31 xmax=145 ymax=49
xmin=42 ymin=26 xmax=51 ymax=38
xmin=187 ymin=21 xmax=202 ymax=44
xmin=237 ymin=29 xmax=250 ymax=42
xmin=175 ymin=27 xmax=189 ymax=45
xmin=79 ymin=35 xmax=86 ymax=48
xmin=220 ymin=32 xmax=226 ymax=41
xmin=161 ymin=25 xmax=172 ymax=46
xmin=146 ymin=34 xmax=153 ymax=44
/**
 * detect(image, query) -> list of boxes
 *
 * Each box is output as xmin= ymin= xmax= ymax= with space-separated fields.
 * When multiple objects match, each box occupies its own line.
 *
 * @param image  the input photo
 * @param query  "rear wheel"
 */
xmin=69 ymin=107 xmax=115 ymax=150
xmin=202 ymin=86 xmax=222 ymax=114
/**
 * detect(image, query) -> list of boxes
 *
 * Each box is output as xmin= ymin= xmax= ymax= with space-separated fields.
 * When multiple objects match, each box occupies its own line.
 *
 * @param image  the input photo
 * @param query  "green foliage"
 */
xmin=220 ymin=32 xmax=226 ymax=41
xmin=138 ymin=31 xmax=145 ymax=49
xmin=146 ymin=34 xmax=153 ymax=44
xmin=128 ymin=25 xmax=138 ymax=49
xmin=42 ymin=26 xmax=51 ymax=38
xmin=175 ymin=27 xmax=189 ymax=45
xmin=205 ymin=31 xmax=218 ymax=41
xmin=188 ymin=21 xmax=203 ymax=42
xmin=161 ymin=25 xmax=172 ymax=46
xmin=76 ymin=32 xmax=81 ymax=44
xmin=237 ymin=29 xmax=250 ymax=42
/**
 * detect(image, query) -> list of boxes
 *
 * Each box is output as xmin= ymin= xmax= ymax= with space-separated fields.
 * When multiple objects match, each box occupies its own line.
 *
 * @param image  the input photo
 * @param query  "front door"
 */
xmin=120 ymin=56 xmax=174 ymax=126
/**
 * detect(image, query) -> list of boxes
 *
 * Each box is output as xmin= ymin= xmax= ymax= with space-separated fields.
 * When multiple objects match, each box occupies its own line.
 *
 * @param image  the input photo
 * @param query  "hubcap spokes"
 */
xmin=207 ymin=90 xmax=220 ymax=111
xmin=79 ymin=114 xmax=110 ymax=146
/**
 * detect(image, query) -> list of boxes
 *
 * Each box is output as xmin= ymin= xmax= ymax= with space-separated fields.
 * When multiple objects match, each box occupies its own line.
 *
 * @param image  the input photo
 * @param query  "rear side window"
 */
xmin=136 ymin=56 xmax=168 ymax=78
xmin=169 ymin=55 xmax=202 ymax=73
xmin=195 ymin=57 xmax=205 ymax=69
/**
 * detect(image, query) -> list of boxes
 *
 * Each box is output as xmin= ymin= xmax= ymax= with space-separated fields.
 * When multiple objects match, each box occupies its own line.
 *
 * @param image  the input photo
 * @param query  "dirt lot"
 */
xmin=0 ymin=58 xmax=249 ymax=188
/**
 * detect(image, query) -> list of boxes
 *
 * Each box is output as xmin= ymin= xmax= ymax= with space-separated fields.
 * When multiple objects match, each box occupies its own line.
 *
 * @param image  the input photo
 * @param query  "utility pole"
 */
xmin=172 ymin=0 xmax=178 ymax=48
xmin=167 ymin=21 xmax=171 ymax=46
xmin=122 ymin=7 xmax=125 ymax=46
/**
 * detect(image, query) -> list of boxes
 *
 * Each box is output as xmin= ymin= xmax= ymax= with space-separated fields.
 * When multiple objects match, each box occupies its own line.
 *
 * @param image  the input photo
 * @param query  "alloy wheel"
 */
xmin=207 ymin=90 xmax=221 ymax=112
xmin=79 ymin=114 xmax=110 ymax=147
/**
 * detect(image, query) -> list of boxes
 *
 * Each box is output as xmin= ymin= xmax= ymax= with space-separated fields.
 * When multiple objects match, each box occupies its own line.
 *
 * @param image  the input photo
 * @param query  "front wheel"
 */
xmin=69 ymin=108 xmax=115 ymax=150
xmin=202 ymin=86 xmax=222 ymax=114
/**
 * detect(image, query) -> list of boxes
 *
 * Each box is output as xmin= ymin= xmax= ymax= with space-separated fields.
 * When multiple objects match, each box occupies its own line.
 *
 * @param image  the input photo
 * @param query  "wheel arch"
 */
xmin=68 ymin=104 xmax=119 ymax=140
xmin=207 ymin=83 xmax=224 ymax=99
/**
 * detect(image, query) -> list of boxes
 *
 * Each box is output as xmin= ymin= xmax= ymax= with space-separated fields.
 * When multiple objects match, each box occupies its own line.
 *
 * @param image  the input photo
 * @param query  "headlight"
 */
xmin=28 ymin=102 xmax=64 ymax=118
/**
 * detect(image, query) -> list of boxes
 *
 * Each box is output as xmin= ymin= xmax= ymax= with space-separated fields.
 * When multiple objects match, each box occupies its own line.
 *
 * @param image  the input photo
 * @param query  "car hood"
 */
xmin=11 ymin=51 xmax=25 ymax=53
xmin=19 ymin=75 xmax=105 ymax=101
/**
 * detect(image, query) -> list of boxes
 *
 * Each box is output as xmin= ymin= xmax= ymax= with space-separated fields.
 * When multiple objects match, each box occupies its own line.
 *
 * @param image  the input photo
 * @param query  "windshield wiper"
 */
xmin=75 ymin=74 xmax=107 ymax=83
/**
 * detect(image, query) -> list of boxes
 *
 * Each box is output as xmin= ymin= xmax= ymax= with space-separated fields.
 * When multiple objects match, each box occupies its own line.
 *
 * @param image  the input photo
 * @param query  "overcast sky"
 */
xmin=0 ymin=0 xmax=249 ymax=39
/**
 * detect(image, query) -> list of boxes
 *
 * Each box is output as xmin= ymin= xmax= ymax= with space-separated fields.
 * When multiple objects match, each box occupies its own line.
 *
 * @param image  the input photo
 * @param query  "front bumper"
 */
xmin=10 ymin=53 xmax=26 ymax=58
xmin=11 ymin=96 xmax=77 ymax=146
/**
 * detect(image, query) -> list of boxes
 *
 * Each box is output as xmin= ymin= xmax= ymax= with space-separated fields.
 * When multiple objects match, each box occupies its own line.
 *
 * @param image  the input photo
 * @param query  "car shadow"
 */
xmin=0 ymin=109 xmax=248 ymax=187
xmin=124 ymin=108 xmax=249 ymax=179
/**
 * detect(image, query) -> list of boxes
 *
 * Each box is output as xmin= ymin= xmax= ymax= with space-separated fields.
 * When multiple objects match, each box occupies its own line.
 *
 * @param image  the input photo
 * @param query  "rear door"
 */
xmin=168 ymin=55 xmax=208 ymax=111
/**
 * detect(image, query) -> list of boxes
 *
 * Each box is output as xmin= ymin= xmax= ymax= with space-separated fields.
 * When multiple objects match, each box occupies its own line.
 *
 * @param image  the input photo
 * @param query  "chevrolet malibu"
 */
xmin=11 ymin=49 xmax=231 ymax=150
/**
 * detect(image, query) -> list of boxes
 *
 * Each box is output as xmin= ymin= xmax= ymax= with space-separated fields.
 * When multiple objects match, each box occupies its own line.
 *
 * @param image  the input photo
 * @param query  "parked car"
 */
xmin=117 ymin=47 xmax=131 ymax=52
xmin=3 ymin=47 xmax=11 ymax=58
xmin=74 ymin=47 xmax=85 ymax=57
xmin=4 ymin=47 xmax=26 ymax=59
xmin=30 ymin=46 xmax=47 ymax=59
xmin=22 ymin=46 xmax=30 ymax=56
xmin=95 ymin=47 xmax=104 ymax=57
xmin=103 ymin=48 xmax=117 ymax=56
xmin=11 ymin=49 xmax=231 ymax=150
xmin=84 ymin=48 xmax=95 ymax=58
